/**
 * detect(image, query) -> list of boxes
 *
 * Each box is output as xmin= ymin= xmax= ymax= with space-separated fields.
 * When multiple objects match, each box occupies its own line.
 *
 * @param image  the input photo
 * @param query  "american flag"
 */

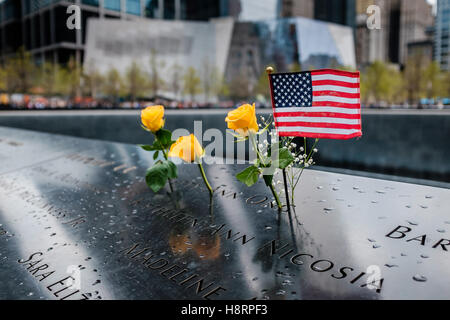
xmin=269 ymin=69 xmax=362 ymax=140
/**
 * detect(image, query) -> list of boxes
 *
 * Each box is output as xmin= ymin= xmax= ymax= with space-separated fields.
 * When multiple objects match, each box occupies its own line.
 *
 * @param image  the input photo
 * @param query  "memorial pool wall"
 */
xmin=0 ymin=109 xmax=448 ymax=186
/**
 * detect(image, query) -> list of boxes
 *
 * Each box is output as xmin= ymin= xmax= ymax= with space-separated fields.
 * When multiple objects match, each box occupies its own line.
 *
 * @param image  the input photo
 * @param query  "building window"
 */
xmin=126 ymin=0 xmax=141 ymax=15
xmin=104 ymin=0 xmax=121 ymax=12
xmin=23 ymin=0 xmax=31 ymax=15
xmin=144 ymin=0 xmax=157 ymax=18
xmin=82 ymin=0 xmax=100 ymax=7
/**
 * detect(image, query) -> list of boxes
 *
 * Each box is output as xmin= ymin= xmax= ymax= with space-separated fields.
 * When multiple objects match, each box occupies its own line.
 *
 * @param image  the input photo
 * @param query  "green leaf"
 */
xmin=145 ymin=163 xmax=169 ymax=193
xmin=156 ymin=129 xmax=173 ymax=149
xmin=263 ymin=174 xmax=273 ymax=187
xmin=153 ymin=151 xmax=159 ymax=160
xmin=278 ymin=147 xmax=295 ymax=169
xmin=236 ymin=166 xmax=261 ymax=187
xmin=165 ymin=160 xmax=178 ymax=179
xmin=267 ymin=141 xmax=278 ymax=158
xmin=140 ymin=144 xmax=158 ymax=151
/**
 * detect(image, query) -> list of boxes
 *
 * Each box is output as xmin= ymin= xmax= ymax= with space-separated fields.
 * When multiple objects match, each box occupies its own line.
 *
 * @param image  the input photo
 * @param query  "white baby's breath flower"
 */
xmin=305 ymin=163 xmax=310 ymax=168
xmin=300 ymin=147 xmax=304 ymax=152
xmin=313 ymin=148 xmax=318 ymax=153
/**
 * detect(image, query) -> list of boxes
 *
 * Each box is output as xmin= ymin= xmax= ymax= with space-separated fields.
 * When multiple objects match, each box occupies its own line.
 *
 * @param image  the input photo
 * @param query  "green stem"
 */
xmin=293 ymin=138 xmax=319 ymax=190
xmin=249 ymin=132 xmax=282 ymax=209
xmin=198 ymin=163 xmax=214 ymax=197
xmin=157 ymin=138 xmax=174 ymax=193
xmin=269 ymin=182 xmax=283 ymax=210
xmin=249 ymin=131 xmax=265 ymax=166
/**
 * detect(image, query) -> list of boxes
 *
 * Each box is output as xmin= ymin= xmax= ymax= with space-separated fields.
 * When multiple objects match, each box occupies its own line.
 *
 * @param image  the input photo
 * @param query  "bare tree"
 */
xmin=183 ymin=67 xmax=201 ymax=101
xmin=404 ymin=53 xmax=427 ymax=105
xmin=103 ymin=68 xmax=124 ymax=104
xmin=201 ymin=59 xmax=227 ymax=102
xmin=39 ymin=62 xmax=60 ymax=96
xmin=126 ymin=61 xmax=149 ymax=102
xmin=201 ymin=59 xmax=213 ymax=102
xmin=65 ymin=56 xmax=82 ymax=98
xmin=0 ymin=65 xmax=6 ymax=92
xmin=4 ymin=47 xmax=36 ymax=93
xmin=82 ymin=60 xmax=104 ymax=98
xmin=149 ymin=49 xmax=166 ymax=98
xmin=228 ymin=71 xmax=251 ymax=101
xmin=170 ymin=63 xmax=183 ymax=100
xmin=423 ymin=61 xmax=444 ymax=100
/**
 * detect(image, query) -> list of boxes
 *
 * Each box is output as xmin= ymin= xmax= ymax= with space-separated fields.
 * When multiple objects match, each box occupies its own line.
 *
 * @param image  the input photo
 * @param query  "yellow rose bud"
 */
xmin=168 ymin=134 xmax=205 ymax=163
xmin=141 ymin=105 xmax=165 ymax=132
xmin=225 ymin=103 xmax=258 ymax=137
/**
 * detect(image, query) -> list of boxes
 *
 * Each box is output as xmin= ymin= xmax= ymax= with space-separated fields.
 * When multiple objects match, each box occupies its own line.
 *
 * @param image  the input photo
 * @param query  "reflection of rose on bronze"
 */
xmin=193 ymin=233 xmax=221 ymax=261
xmin=169 ymin=229 xmax=221 ymax=261
xmin=169 ymin=232 xmax=192 ymax=255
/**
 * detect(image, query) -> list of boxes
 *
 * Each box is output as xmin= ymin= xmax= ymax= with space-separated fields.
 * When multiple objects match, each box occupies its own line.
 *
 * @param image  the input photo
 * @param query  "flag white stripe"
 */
xmin=312 ymin=95 xmax=360 ymax=104
xmin=311 ymin=74 xmax=359 ymax=83
xmin=278 ymin=127 xmax=361 ymax=135
xmin=274 ymin=107 xmax=360 ymax=114
xmin=275 ymin=117 xmax=360 ymax=125
xmin=312 ymin=85 xmax=359 ymax=94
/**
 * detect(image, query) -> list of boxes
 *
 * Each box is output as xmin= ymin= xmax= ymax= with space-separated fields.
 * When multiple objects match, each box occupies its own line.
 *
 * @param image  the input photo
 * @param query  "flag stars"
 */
xmin=271 ymin=72 xmax=313 ymax=108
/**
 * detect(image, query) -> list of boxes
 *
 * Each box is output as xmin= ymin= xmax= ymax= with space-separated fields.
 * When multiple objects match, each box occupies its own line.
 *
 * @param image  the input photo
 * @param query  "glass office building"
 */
xmin=0 ymin=0 xmax=229 ymax=64
xmin=435 ymin=0 xmax=450 ymax=70
xmin=0 ymin=0 xmax=356 ymax=72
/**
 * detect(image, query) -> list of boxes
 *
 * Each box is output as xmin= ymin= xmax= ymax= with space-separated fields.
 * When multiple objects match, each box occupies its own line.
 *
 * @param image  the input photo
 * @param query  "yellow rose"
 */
xmin=225 ymin=103 xmax=258 ymax=137
xmin=141 ymin=105 xmax=165 ymax=132
xmin=168 ymin=134 xmax=205 ymax=163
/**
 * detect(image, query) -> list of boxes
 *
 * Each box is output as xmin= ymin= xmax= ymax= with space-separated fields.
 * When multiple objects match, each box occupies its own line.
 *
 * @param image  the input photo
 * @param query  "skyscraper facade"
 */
xmin=0 ymin=0 xmax=229 ymax=64
xmin=354 ymin=0 xmax=433 ymax=67
xmin=314 ymin=0 xmax=356 ymax=28
xmin=280 ymin=0 xmax=356 ymax=27
xmin=435 ymin=0 xmax=450 ymax=70
xmin=280 ymin=0 xmax=314 ymax=19
xmin=398 ymin=0 xmax=434 ymax=64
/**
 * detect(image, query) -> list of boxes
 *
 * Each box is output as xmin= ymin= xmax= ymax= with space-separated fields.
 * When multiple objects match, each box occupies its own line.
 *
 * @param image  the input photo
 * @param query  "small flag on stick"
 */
xmin=268 ymin=69 xmax=362 ymax=140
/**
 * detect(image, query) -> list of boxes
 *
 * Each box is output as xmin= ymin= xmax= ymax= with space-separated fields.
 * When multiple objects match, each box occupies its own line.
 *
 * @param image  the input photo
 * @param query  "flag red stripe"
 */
xmin=277 ymin=122 xmax=361 ymax=130
xmin=311 ymin=69 xmax=360 ymax=78
xmin=312 ymin=101 xmax=360 ymax=108
xmin=278 ymin=131 xmax=362 ymax=140
xmin=312 ymin=91 xmax=360 ymax=99
xmin=274 ymin=111 xmax=360 ymax=119
xmin=311 ymin=80 xmax=360 ymax=88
